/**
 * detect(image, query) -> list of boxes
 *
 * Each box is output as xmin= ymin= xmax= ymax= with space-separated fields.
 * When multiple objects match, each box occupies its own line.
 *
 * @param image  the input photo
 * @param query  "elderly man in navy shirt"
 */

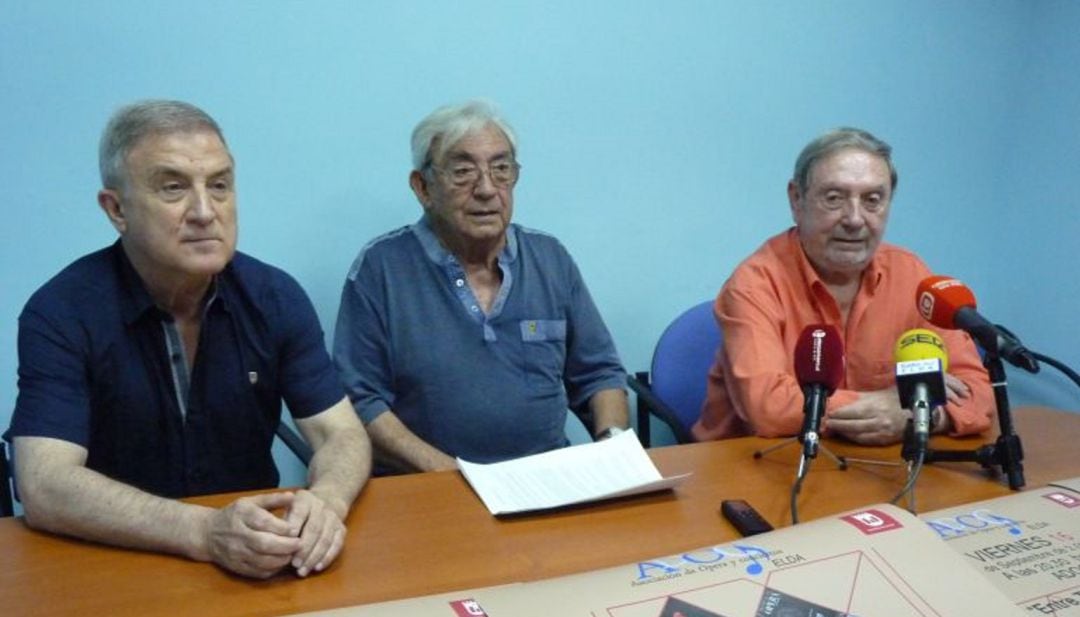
xmin=333 ymin=100 xmax=629 ymax=474
xmin=5 ymin=100 xmax=371 ymax=579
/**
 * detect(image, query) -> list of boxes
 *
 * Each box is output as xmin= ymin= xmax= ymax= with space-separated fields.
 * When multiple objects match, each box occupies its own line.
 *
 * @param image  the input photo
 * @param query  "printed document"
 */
xmin=456 ymin=429 xmax=691 ymax=515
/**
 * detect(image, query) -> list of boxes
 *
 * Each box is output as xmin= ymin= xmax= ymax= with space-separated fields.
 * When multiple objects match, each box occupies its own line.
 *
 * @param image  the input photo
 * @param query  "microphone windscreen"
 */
xmin=916 ymin=275 xmax=978 ymax=329
xmin=894 ymin=328 xmax=950 ymax=371
xmin=793 ymin=324 xmax=845 ymax=393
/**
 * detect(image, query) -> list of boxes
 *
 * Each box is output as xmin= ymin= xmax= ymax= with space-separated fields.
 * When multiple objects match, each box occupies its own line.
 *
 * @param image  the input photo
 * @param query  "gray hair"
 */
xmin=410 ymin=100 xmax=517 ymax=170
xmin=99 ymin=99 xmax=226 ymax=190
xmin=793 ymin=127 xmax=897 ymax=194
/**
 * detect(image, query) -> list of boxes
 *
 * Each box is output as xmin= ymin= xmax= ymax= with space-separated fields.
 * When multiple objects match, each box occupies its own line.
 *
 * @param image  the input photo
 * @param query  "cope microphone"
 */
xmin=793 ymin=324 xmax=845 ymax=459
xmin=894 ymin=328 xmax=948 ymax=457
xmin=916 ymin=276 xmax=1039 ymax=373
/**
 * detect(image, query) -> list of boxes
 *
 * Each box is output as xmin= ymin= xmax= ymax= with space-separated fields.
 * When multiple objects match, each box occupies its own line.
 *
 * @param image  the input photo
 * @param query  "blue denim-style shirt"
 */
xmin=333 ymin=216 xmax=626 ymax=468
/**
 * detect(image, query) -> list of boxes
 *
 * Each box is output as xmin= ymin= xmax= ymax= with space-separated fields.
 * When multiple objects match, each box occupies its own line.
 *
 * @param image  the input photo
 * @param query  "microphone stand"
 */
xmin=759 ymin=428 xmax=850 ymax=524
xmin=753 ymin=385 xmax=848 ymax=524
xmin=913 ymin=352 xmax=1027 ymax=490
xmin=753 ymin=435 xmax=848 ymax=470
xmin=756 ymin=429 xmax=903 ymax=471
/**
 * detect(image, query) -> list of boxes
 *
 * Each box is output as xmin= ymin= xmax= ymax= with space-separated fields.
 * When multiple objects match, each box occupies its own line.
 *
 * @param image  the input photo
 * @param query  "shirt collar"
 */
xmin=114 ymin=241 xmax=159 ymax=325
xmin=113 ymin=241 xmax=225 ymax=325
xmin=412 ymin=214 xmax=518 ymax=266
xmin=861 ymin=250 xmax=885 ymax=295
xmin=788 ymin=228 xmax=884 ymax=298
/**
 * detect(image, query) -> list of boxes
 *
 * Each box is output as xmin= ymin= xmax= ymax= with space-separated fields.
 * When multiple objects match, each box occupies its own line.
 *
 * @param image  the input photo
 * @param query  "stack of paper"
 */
xmin=456 ymin=429 xmax=691 ymax=515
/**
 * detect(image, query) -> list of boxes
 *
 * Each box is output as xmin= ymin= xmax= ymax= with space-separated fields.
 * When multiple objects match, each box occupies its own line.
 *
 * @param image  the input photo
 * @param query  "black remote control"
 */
xmin=721 ymin=499 xmax=774 ymax=537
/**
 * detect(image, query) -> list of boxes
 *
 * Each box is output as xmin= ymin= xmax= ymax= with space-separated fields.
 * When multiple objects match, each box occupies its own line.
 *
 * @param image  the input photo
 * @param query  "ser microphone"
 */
xmin=793 ymin=324 xmax=845 ymax=459
xmin=916 ymin=276 xmax=1039 ymax=373
xmin=894 ymin=328 xmax=948 ymax=456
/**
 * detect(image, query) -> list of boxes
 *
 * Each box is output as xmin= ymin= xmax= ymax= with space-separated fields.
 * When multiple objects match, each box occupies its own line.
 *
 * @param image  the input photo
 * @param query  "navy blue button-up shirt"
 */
xmin=6 ymin=242 xmax=343 ymax=498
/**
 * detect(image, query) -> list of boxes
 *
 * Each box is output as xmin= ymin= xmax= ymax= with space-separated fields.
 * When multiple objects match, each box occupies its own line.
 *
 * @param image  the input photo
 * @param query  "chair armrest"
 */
xmin=276 ymin=422 xmax=314 ymax=467
xmin=1 ymin=442 xmax=14 ymax=517
xmin=626 ymin=373 xmax=693 ymax=446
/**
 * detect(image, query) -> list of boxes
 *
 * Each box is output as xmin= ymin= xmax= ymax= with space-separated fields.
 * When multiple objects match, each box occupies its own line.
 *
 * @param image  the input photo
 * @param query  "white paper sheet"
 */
xmin=456 ymin=429 xmax=691 ymax=515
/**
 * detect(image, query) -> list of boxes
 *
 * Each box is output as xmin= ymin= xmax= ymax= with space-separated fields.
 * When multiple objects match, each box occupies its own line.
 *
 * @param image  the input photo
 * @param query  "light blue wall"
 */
xmin=2 ymin=1 xmax=1077 ymax=492
xmin=982 ymin=0 xmax=1080 ymax=409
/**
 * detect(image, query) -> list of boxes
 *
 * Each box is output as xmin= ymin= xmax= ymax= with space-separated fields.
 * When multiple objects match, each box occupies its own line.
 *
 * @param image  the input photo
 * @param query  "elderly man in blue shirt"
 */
xmin=333 ymin=100 xmax=629 ymax=474
xmin=5 ymin=100 xmax=371 ymax=579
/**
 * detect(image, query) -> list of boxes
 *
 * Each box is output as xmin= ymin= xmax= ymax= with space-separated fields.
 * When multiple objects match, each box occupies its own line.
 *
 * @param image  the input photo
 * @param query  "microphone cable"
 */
xmin=890 ymin=449 xmax=926 ymax=513
xmin=790 ymin=453 xmax=810 ymax=524
xmin=1032 ymin=351 xmax=1080 ymax=392
xmin=995 ymin=324 xmax=1080 ymax=393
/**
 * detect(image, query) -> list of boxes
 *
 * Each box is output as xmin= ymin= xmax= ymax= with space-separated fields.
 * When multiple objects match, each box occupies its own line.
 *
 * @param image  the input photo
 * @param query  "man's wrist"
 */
xmin=594 ymin=426 xmax=626 ymax=441
xmin=187 ymin=505 xmax=218 ymax=563
xmin=305 ymin=487 xmax=349 ymax=521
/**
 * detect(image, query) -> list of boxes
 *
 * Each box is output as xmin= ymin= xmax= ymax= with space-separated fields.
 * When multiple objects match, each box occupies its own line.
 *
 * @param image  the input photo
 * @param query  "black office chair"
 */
xmin=1 ymin=442 xmax=14 ymax=518
xmin=276 ymin=422 xmax=313 ymax=466
xmin=627 ymin=300 xmax=722 ymax=447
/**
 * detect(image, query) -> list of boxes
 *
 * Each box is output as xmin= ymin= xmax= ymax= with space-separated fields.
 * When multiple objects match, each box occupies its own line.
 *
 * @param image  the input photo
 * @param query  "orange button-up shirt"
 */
xmin=691 ymin=228 xmax=993 ymax=441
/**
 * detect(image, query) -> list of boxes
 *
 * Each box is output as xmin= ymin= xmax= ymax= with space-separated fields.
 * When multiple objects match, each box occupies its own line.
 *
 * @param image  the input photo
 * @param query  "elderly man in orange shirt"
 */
xmin=692 ymin=128 xmax=993 ymax=445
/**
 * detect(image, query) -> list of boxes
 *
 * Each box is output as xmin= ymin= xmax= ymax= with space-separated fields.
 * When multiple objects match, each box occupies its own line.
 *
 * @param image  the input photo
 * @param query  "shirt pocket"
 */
xmin=520 ymin=319 xmax=567 ymax=390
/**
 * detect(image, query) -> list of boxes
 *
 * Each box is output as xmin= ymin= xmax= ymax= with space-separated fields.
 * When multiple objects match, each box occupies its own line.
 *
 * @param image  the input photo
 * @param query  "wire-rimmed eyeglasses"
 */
xmin=428 ymin=160 xmax=521 ymax=188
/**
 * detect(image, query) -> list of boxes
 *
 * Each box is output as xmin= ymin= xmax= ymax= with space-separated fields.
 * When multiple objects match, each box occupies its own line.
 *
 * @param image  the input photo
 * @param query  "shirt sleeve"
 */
xmin=561 ymin=255 xmax=628 ymax=413
xmin=7 ymin=305 xmax=93 ymax=446
xmin=274 ymin=272 xmax=346 ymax=419
xmin=936 ymin=328 xmax=994 ymax=436
xmin=332 ymin=261 xmax=395 ymax=424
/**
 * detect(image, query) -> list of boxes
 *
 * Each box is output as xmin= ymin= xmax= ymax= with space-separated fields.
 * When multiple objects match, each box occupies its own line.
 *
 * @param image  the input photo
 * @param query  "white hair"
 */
xmin=410 ymin=100 xmax=517 ymax=170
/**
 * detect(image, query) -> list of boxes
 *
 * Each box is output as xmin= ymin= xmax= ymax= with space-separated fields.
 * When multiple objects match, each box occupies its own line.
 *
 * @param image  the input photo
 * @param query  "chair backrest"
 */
xmin=1 ymin=442 xmax=14 ymax=517
xmin=649 ymin=300 xmax=723 ymax=435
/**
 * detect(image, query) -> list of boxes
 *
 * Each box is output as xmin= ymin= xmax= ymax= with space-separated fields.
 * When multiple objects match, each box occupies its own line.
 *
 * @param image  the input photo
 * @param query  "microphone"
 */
xmin=894 ymin=328 xmax=948 ymax=456
xmin=916 ymin=276 xmax=1039 ymax=373
xmin=793 ymin=325 xmax=845 ymax=459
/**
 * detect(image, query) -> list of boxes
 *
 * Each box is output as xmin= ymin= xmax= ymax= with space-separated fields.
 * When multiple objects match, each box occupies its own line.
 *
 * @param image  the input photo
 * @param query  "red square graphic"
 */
xmin=449 ymin=599 xmax=489 ymax=617
xmin=840 ymin=509 xmax=904 ymax=535
xmin=1043 ymin=492 xmax=1080 ymax=508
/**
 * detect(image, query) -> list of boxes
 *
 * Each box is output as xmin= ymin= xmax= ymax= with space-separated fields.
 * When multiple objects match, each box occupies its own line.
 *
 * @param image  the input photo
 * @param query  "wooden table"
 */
xmin=2 ymin=406 xmax=1077 ymax=616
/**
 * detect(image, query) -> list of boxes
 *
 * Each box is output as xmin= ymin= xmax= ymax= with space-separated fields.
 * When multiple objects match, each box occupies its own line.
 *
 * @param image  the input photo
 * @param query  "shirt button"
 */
xmin=455 ymin=279 xmax=465 ymax=287
xmin=470 ymin=305 xmax=479 ymax=312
